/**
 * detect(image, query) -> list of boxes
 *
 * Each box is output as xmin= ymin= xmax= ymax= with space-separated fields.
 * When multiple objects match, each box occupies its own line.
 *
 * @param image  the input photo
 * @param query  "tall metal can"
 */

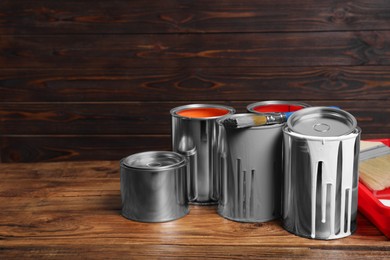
xmin=171 ymin=104 xmax=235 ymax=204
xmin=217 ymin=114 xmax=283 ymax=222
xmin=282 ymin=107 xmax=360 ymax=239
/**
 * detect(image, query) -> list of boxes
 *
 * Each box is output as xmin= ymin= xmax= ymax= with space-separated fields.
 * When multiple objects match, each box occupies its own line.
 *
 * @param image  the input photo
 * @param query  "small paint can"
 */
xmin=217 ymin=114 xmax=283 ymax=222
xmin=247 ymin=100 xmax=309 ymax=114
xmin=282 ymin=107 xmax=360 ymax=239
xmin=171 ymin=104 xmax=235 ymax=204
xmin=120 ymin=151 xmax=188 ymax=222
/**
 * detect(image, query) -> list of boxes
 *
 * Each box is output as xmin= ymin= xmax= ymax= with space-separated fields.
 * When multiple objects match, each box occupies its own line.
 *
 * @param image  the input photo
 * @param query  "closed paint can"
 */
xmin=171 ymin=104 xmax=235 ymax=204
xmin=217 ymin=114 xmax=283 ymax=222
xmin=247 ymin=100 xmax=309 ymax=114
xmin=120 ymin=151 xmax=188 ymax=222
xmin=282 ymin=107 xmax=360 ymax=239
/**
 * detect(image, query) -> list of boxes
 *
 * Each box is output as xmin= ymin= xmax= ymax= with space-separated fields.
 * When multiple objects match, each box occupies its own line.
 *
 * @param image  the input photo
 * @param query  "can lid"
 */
xmin=121 ymin=151 xmax=186 ymax=171
xmin=287 ymin=107 xmax=357 ymax=137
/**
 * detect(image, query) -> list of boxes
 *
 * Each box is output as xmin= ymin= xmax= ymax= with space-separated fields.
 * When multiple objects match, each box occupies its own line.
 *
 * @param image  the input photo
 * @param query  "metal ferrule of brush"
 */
xmin=265 ymin=113 xmax=286 ymax=124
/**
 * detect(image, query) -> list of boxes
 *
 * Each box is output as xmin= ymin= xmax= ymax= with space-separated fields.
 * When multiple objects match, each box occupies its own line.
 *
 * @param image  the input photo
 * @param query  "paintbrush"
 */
xmin=222 ymin=113 xmax=291 ymax=129
xmin=222 ymin=106 xmax=340 ymax=129
xmin=359 ymin=140 xmax=390 ymax=191
xmin=359 ymin=154 xmax=390 ymax=191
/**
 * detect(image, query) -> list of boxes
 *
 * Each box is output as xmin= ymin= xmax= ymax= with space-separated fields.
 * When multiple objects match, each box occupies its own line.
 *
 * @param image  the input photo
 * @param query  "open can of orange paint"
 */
xmin=171 ymin=104 xmax=235 ymax=204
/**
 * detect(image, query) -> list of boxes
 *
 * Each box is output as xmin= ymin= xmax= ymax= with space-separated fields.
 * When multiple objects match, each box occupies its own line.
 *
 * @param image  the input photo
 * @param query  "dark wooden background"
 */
xmin=0 ymin=0 xmax=389 ymax=162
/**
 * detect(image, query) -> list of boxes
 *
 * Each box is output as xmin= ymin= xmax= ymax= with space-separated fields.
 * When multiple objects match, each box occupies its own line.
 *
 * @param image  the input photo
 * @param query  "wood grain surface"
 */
xmin=0 ymin=1 xmax=389 ymax=162
xmin=0 ymin=135 xmax=171 ymax=162
xmin=0 ymin=161 xmax=389 ymax=259
xmin=1 ymin=67 xmax=389 ymax=102
xmin=1 ymin=0 xmax=390 ymax=34
xmin=0 ymin=99 xmax=387 ymax=162
xmin=0 ymin=101 xmax=388 ymax=135
xmin=1 ymin=32 xmax=390 ymax=68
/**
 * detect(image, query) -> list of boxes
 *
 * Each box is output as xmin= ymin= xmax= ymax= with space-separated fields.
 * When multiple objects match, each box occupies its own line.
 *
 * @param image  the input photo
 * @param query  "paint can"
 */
xmin=120 ymin=151 xmax=188 ymax=222
xmin=282 ymin=107 xmax=360 ymax=239
xmin=217 ymin=114 xmax=283 ymax=222
xmin=247 ymin=100 xmax=309 ymax=114
xmin=171 ymin=104 xmax=235 ymax=204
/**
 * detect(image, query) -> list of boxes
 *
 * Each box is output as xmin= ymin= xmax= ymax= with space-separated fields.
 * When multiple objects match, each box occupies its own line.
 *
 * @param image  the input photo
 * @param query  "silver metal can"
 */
xmin=171 ymin=104 xmax=235 ymax=204
xmin=282 ymin=107 xmax=360 ymax=239
xmin=247 ymin=100 xmax=309 ymax=114
xmin=217 ymin=114 xmax=283 ymax=222
xmin=120 ymin=151 xmax=188 ymax=222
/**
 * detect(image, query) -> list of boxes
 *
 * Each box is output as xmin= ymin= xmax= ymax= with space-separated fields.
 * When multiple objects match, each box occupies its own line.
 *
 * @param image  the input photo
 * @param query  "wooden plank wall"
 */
xmin=0 ymin=0 xmax=389 ymax=162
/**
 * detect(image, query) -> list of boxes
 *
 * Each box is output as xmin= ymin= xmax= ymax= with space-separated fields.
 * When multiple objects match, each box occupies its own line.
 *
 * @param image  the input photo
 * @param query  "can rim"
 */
xmin=120 ymin=151 xmax=186 ymax=172
xmin=283 ymin=125 xmax=361 ymax=141
xmin=247 ymin=100 xmax=310 ymax=113
xmin=287 ymin=107 xmax=357 ymax=137
xmin=170 ymin=104 xmax=235 ymax=120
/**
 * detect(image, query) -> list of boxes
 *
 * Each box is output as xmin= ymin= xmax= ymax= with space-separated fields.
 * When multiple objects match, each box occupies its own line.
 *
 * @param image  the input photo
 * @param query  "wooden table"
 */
xmin=1 ymin=161 xmax=389 ymax=259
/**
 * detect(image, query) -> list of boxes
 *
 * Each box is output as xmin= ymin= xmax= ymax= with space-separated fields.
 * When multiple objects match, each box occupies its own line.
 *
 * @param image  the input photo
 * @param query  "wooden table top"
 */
xmin=1 ymin=161 xmax=389 ymax=259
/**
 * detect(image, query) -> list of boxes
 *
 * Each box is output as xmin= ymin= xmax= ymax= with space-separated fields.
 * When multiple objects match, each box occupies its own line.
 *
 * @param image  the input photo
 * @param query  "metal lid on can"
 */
xmin=287 ymin=107 xmax=357 ymax=137
xmin=121 ymin=151 xmax=186 ymax=171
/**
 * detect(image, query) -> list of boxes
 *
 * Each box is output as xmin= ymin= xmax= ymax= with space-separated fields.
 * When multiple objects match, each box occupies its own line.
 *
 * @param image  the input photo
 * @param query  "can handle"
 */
xmin=178 ymin=148 xmax=198 ymax=202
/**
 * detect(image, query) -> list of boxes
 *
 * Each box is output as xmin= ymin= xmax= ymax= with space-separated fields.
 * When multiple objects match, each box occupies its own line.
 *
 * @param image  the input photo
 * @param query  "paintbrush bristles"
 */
xmin=359 ymin=154 xmax=390 ymax=191
xmin=252 ymin=115 xmax=268 ymax=126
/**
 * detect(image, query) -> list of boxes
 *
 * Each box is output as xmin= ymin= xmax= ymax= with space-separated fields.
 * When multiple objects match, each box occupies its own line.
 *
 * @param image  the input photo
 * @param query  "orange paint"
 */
xmin=177 ymin=107 xmax=230 ymax=118
xmin=253 ymin=104 xmax=304 ymax=113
